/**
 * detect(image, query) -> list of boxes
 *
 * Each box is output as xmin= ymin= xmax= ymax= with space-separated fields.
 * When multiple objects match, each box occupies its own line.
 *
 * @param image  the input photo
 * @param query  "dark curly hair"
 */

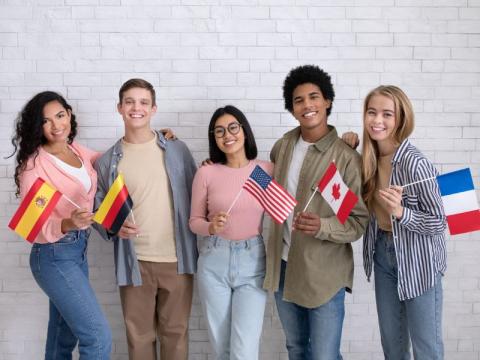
xmin=208 ymin=105 xmax=257 ymax=164
xmin=9 ymin=91 xmax=77 ymax=196
xmin=282 ymin=65 xmax=335 ymax=116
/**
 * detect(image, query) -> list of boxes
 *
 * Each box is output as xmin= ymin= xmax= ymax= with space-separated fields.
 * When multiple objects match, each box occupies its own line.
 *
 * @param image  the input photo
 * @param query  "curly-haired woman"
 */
xmin=11 ymin=91 xmax=111 ymax=359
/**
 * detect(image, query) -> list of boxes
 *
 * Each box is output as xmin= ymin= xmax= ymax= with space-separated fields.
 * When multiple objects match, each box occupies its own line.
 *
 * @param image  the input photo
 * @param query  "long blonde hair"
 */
xmin=361 ymin=85 xmax=415 ymax=209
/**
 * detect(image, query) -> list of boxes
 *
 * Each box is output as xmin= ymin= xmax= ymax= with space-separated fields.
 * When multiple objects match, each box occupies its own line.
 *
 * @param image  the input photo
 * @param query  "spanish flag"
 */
xmin=8 ymin=178 xmax=62 ymax=243
xmin=93 ymin=173 xmax=133 ymax=234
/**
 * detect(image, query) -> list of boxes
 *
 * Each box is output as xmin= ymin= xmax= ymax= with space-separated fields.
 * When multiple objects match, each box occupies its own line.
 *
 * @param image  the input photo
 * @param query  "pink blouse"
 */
xmin=18 ymin=142 xmax=100 ymax=244
xmin=189 ymin=159 xmax=274 ymax=241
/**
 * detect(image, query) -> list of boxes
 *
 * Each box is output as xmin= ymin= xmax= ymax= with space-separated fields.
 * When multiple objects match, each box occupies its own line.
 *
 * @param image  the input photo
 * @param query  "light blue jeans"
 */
xmin=30 ymin=230 xmax=111 ymax=360
xmin=274 ymin=260 xmax=345 ymax=360
xmin=197 ymin=235 xmax=267 ymax=360
xmin=374 ymin=229 xmax=444 ymax=360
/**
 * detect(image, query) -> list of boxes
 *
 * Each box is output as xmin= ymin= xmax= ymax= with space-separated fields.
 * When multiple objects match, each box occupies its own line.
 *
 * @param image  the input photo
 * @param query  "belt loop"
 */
xmin=246 ymin=239 xmax=250 ymax=250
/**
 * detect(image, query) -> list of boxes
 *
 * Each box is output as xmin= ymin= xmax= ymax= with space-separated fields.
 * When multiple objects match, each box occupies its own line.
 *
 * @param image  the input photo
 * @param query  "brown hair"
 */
xmin=118 ymin=78 xmax=156 ymax=106
xmin=361 ymin=85 xmax=415 ymax=209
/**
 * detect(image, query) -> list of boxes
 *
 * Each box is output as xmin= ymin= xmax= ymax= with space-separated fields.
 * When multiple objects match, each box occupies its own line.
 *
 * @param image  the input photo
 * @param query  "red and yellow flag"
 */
xmin=8 ymin=178 xmax=62 ymax=243
xmin=93 ymin=174 xmax=133 ymax=234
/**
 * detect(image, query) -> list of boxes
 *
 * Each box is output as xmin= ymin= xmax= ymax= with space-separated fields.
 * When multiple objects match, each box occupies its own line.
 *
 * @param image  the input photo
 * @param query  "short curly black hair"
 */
xmin=282 ymin=65 xmax=335 ymax=116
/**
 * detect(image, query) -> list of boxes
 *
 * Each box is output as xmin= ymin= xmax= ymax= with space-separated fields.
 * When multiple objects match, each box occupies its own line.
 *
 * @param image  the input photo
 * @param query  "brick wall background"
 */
xmin=0 ymin=1 xmax=479 ymax=359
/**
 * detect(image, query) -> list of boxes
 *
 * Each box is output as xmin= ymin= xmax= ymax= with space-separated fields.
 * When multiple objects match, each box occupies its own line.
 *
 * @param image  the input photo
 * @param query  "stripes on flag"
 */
xmin=93 ymin=173 xmax=133 ymax=234
xmin=243 ymin=165 xmax=297 ymax=224
xmin=8 ymin=178 xmax=62 ymax=243
xmin=437 ymin=168 xmax=480 ymax=235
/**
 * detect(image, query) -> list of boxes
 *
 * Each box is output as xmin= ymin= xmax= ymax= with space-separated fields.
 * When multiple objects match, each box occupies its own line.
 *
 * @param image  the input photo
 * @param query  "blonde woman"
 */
xmin=360 ymin=86 xmax=446 ymax=359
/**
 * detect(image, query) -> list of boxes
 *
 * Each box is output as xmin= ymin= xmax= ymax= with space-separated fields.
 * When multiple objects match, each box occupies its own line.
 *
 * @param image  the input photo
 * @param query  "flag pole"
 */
xmin=402 ymin=176 xmax=436 ymax=188
xmin=227 ymin=188 xmax=243 ymax=215
xmin=302 ymin=189 xmax=317 ymax=212
xmin=62 ymin=194 xmax=81 ymax=209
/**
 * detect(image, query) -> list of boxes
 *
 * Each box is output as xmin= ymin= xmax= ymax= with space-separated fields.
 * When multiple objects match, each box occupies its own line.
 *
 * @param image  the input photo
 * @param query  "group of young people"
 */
xmin=11 ymin=64 xmax=447 ymax=360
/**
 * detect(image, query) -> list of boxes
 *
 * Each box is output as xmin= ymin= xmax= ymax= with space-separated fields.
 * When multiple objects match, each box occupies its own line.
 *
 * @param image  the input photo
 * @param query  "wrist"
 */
xmin=394 ymin=207 xmax=404 ymax=219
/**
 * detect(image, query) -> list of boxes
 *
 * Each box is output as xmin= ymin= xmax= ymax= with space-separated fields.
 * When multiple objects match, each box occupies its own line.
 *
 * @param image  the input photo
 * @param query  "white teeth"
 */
xmin=224 ymin=140 xmax=235 ymax=145
xmin=372 ymin=126 xmax=385 ymax=131
xmin=304 ymin=111 xmax=316 ymax=117
xmin=130 ymin=114 xmax=143 ymax=118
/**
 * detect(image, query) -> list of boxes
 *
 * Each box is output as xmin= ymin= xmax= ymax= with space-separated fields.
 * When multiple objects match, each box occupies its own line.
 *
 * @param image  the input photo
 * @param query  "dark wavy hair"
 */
xmin=208 ymin=105 xmax=257 ymax=164
xmin=283 ymin=64 xmax=335 ymax=116
xmin=10 ymin=91 xmax=77 ymax=196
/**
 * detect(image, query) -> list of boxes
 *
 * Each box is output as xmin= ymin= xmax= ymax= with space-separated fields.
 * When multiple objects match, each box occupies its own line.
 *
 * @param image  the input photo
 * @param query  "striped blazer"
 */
xmin=363 ymin=139 xmax=447 ymax=301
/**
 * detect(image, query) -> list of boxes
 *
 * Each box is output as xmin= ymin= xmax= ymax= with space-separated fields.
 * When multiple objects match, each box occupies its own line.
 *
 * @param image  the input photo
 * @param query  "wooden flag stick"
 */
xmin=302 ymin=188 xmax=317 ymax=212
xmin=227 ymin=188 xmax=243 ymax=215
xmin=62 ymin=194 xmax=81 ymax=209
xmin=402 ymin=176 xmax=436 ymax=188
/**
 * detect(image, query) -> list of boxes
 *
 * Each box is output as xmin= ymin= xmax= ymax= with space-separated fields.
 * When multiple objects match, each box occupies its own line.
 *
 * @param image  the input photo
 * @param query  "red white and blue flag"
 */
xmin=243 ymin=165 xmax=297 ymax=224
xmin=317 ymin=162 xmax=358 ymax=224
xmin=437 ymin=168 xmax=480 ymax=235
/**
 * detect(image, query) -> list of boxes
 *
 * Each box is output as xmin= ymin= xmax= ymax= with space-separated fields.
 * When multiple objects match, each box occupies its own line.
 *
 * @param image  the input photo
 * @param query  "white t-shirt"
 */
xmin=49 ymin=154 xmax=92 ymax=192
xmin=282 ymin=135 xmax=313 ymax=261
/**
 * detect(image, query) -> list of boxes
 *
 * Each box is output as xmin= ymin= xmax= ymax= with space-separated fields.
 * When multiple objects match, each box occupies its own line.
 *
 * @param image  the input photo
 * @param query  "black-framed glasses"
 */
xmin=211 ymin=122 xmax=242 ymax=138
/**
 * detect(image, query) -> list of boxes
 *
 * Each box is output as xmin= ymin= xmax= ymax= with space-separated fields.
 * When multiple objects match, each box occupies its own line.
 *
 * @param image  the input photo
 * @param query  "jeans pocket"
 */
xmin=29 ymin=246 xmax=41 ymax=274
xmin=248 ymin=243 xmax=266 ymax=260
xmin=53 ymin=233 xmax=86 ymax=261
xmin=198 ymin=237 xmax=214 ymax=256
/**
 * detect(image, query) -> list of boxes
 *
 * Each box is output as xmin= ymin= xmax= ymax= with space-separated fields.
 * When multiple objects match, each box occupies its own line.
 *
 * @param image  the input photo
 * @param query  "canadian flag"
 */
xmin=317 ymin=162 xmax=359 ymax=224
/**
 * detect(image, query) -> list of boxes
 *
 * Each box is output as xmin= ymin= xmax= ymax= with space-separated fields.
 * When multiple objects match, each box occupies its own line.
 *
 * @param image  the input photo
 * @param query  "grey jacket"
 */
xmin=94 ymin=131 xmax=198 ymax=286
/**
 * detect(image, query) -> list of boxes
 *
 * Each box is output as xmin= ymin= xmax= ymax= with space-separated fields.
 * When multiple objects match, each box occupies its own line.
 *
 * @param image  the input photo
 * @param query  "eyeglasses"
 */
xmin=211 ymin=122 xmax=242 ymax=138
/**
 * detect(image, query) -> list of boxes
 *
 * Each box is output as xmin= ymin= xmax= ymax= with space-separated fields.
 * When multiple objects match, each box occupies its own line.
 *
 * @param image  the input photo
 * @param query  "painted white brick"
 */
xmin=1 ymin=2 xmax=480 ymax=359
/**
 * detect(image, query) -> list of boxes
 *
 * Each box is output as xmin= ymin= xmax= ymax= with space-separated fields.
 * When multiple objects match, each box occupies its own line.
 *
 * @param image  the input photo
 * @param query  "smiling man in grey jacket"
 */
xmin=94 ymin=78 xmax=197 ymax=360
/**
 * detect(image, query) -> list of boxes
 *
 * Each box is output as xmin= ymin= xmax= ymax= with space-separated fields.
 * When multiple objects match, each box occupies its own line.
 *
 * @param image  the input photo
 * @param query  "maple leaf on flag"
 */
xmin=332 ymin=183 xmax=341 ymax=200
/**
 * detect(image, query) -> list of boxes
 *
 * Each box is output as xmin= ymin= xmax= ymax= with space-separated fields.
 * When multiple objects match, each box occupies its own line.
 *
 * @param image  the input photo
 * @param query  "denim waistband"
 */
xmin=208 ymin=234 xmax=263 ymax=249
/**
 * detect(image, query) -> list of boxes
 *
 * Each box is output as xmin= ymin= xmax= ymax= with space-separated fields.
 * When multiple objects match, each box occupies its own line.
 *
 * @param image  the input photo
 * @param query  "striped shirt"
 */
xmin=363 ymin=139 xmax=447 ymax=301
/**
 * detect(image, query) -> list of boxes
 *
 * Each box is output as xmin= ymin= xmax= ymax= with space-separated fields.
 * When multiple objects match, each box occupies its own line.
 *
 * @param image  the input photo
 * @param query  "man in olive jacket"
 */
xmin=263 ymin=65 xmax=369 ymax=360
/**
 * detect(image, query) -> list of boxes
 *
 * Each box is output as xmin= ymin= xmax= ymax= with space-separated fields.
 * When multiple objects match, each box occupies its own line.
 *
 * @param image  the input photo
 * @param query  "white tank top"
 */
xmin=49 ymin=153 xmax=92 ymax=192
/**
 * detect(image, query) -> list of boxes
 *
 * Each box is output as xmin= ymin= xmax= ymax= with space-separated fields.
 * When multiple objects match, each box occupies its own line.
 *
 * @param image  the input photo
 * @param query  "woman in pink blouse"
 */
xmin=11 ymin=91 xmax=111 ymax=359
xmin=189 ymin=105 xmax=273 ymax=360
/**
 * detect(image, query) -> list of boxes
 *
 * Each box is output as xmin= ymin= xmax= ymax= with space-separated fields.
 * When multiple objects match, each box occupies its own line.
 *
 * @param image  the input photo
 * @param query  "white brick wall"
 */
xmin=0 ymin=1 xmax=479 ymax=359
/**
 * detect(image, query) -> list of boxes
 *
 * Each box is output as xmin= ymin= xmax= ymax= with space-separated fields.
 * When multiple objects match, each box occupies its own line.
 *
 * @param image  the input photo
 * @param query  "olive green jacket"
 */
xmin=263 ymin=126 xmax=369 ymax=308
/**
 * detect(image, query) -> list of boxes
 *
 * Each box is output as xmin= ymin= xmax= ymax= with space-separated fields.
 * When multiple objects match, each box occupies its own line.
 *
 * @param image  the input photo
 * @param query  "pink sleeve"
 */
xmin=19 ymin=166 xmax=65 ymax=243
xmin=189 ymin=167 xmax=211 ymax=237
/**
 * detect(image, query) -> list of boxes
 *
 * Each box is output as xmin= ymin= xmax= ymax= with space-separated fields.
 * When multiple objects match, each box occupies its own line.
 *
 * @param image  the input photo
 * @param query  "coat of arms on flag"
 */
xmin=93 ymin=173 xmax=133 ymax=234
xmin=307 ymin=161 xmax=358 ymax=224
xmin=8 ymin=178 xmax=62 ymax=242
xmin=437 ymin=168 xmax=480 ymax=235
xmin=242 ymin=165 xmax=297 ymax=224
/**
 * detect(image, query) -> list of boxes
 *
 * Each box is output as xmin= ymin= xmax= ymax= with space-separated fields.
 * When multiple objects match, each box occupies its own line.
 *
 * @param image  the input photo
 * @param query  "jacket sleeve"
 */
xmin=92 ymin=156 xmax=113 ymax=241
xmin=19 ymin=166 xmax=65 ymax=243
xmin=315 ymin=154 xmax=370 ymax=244
xmin=397 ymin=158 xmax=446 ymax=235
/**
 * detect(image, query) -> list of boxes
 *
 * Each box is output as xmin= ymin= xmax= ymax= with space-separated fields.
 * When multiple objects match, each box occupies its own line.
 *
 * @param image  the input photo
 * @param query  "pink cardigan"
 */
xmin=19 ymin=142 xmax=100 ymax=244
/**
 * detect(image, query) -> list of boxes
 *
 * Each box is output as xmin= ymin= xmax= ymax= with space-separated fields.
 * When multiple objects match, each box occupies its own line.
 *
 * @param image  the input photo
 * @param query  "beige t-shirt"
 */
xmin=373 ymin=153 xmax=394 ymax=232
xmin=118 ymin=134 xmax=177 ymax=262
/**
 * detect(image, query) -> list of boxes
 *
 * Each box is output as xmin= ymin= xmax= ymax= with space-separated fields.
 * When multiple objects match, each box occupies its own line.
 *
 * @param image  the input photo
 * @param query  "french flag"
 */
xmin=317 ymin=162 xmax=359 ymax=224
xmin=437 ymin=168 xmax=480 ymax=235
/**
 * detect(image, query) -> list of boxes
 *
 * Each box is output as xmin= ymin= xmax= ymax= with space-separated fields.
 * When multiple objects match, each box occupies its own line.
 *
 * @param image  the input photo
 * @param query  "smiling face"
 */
xmin=364 ymin=94 xmax=397 ymax=154
xmin=42 ymin=100 xmax=72 ymax=146
xmin=213 ymin=114 xmax=246 ymax=158
xmin=291 ymin=83 xmax=331 ymax=140
xmin=117 ymin=87 xmax=157 ymax=131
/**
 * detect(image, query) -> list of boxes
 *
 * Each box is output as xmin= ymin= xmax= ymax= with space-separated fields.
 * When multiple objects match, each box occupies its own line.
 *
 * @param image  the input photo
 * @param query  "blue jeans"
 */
xmin=30 ymin=230 xmax=112 ymax=360
xmin=374 ymin=229 xmax=444 ymax=360
xmin=274 ymin=260 xmax=345 ymax=360
xmin=197 ymin=235 xmax=267 ymax=360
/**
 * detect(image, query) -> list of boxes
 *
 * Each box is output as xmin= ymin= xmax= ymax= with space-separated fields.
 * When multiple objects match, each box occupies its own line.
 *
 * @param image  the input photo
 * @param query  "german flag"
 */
xmin=8 ymin=178 xmax=62 ymax=243
xmin=93 ymin=173 xmax=133 ymax=234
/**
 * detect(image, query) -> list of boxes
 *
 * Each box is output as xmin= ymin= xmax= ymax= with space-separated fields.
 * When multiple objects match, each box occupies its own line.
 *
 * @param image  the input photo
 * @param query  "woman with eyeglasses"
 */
xmin=189 ymin=105 xmax=272 ymax=360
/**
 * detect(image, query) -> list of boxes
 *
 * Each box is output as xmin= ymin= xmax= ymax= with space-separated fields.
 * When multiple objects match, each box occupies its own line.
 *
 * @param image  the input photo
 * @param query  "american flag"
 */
xmin=243 ymin=165 xmax=297 ymax=224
